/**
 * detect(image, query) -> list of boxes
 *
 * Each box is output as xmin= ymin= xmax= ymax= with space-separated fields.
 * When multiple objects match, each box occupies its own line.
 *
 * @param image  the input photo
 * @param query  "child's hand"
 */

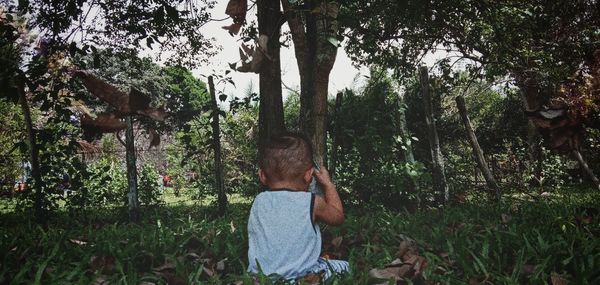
xmin=313 ymin=166 xmax=334 ymax=188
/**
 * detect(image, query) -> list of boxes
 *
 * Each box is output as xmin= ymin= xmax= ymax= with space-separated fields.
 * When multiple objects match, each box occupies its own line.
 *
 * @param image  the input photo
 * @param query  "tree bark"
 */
xmin=455 ymin=95 xmax=500 ymax=200
xmin=17 ymin=78 xmax=44 ymax=223
xmin=125 ymin=115 xmax=139 ymax=222
xmin=515 ymin=75 xmax=544 ymax=186
xmin=258 ymin=0 xmax=285 ymax=149
xmin=330 ymin=91 xmax=343 ymax=179
xmin=208 ymin=76 xmax=227 ymax=215
xmin=419 ymin=66 xmax=449 ymax=204
xmin=396 ymin=94 xmax=420 ymax=208
xmin=572 ymin=150 xmax=600 ymax=190
xmin=282 ymin=0 xmax=339 ymax=166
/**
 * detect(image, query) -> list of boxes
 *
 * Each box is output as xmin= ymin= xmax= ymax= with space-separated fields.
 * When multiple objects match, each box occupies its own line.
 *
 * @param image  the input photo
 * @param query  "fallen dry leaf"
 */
xmin=331 ymin=236 xmax=343 ymax=248
xmin=551 ymin=272 xmax=569 ymax=285
xmin=468 ymin=277 xmax=480 ymax=285
xmin=299 ymin=272 xmax=322 ymax=285
xmin=90 ymin=274 xmax=110 ymax=285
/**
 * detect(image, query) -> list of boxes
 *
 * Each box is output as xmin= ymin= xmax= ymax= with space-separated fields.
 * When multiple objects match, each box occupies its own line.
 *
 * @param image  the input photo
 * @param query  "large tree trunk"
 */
xmin=455 ymin=96 xmax=500 ymax=200
xmin=208 ymin=76 xmax=227 ymax=215
xmin=17 ymin=78 xmax=44 ymax=223
xmin=282 ymin=0 xmax=339 ymax=166
xmin=125 ymin=116 xmax=139 ymax=222
xmin=419 ymin=66 xmax=449 ymax=205
xmin=258 ymin=0 xmax=285 ymax=148
xmin=396 ymin=94 xmax=420 ymax=209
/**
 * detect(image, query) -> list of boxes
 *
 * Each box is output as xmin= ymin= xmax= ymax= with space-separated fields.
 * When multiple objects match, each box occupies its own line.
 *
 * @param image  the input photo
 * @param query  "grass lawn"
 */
xmin=0 ymin=187 xmax=599 ymax=284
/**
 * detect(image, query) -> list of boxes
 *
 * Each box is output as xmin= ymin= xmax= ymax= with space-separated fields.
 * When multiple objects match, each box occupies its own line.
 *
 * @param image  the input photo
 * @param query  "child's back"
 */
xmin=247 ymin=133 xmax=348 ymax=280
xmin=247 ymin=190 xmax=320 ymax=278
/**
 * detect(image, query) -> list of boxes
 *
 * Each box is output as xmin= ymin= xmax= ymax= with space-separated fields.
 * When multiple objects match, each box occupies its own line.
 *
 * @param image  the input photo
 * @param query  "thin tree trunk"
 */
xmin=572 ymin=150 xmax=600 ymax=190
xmin=419 ymin=66 xmax=449 ymax=204
xmin=456 ymin=95 xmax=500 ymax=200
xmin=17 ymin=78 xmax=44 ymax=223
xmin=396 ymin=94 xmax=421 ymax=209
xmin=258 ymin=0 xmax=285 ymax=149
xmin=515 ymin=75 xmax=544 ymax=186
xmin=125 ymin=115 xmax=139 ymax=222
xmin=208 ymin=76 xmax=227 ymax=215
xmin=330 ymin=91 xmax=343 ymax=179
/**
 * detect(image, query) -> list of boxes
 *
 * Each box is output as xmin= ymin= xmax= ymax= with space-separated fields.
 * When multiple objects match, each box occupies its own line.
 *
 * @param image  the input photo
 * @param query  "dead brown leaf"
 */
xmin=551 ymin=272 xmax=569 ymax=285
xmin=90 ymin=274 xmax=110 ymax=285
xmin=396 ymin=240 xmax=419 ymax=259
xmin=331 ymin=236 xmax=343 ymax=248
xmin=299 ymin=272 xmax=323 ymax=285
xmin=225 ymin=0 xmax=247 ymax=24
xmin=222 ymin=23 xmax=242 ymax=35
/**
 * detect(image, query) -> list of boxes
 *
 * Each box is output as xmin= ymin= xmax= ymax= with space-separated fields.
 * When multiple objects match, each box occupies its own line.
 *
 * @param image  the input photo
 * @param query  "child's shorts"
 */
xmin=313 ymin=257 xmax=349 ymax=279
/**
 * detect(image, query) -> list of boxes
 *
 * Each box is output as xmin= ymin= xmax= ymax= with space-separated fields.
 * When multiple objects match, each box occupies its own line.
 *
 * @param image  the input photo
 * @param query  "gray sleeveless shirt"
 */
xmin=247 ymin=190 xmax=321 ymax=279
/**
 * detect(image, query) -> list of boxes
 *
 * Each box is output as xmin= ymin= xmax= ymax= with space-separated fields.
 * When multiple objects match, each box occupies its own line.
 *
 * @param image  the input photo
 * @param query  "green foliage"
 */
xmin=332 ymin=70 xmax=423 ymax=209
xmin=138 ymin=164 xmax=162 ymax=206
xmin=83 ymin=158 xmax=128 ymax=208
xmin=1 ymin=188 xmax=598 ymax=284
xmin=80 ymin=159 xmax=162 ymax=209
xmin=0 ymin=99 xmax=24 ymax=195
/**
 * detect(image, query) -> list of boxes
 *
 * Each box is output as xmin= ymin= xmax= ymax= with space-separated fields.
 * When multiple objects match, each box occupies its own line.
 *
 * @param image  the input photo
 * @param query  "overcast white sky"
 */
xmin=193 ymin=1 xmax=369 ymax=100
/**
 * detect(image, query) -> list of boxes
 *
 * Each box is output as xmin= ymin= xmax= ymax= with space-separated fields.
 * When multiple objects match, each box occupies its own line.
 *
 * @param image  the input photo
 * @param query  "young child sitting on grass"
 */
xmin=247 ymin=133 xmax=349 ymax=281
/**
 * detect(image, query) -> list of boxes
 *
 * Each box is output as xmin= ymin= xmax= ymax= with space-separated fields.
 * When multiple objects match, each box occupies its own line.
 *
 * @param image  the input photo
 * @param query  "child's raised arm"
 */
xmin=312 ymin=167 xmax=344 ymax=225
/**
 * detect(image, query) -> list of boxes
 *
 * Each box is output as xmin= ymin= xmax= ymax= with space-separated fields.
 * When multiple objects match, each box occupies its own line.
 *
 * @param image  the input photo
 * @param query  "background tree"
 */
xmin=341 ymin=0 xmax=600 ymax=187
xmin=282 ymin=0 xmax=341 ymax=165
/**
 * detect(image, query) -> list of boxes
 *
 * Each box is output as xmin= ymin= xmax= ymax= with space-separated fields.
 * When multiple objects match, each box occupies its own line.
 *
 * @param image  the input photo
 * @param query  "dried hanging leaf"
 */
xmin=75 ymin=71 xmax=131 ymax=113
xmin=81 ymin=113 xmax=127 ymax=133
xmin=236 ymin=35 xmax=270 ymax=73
xmin=138 ymin=106 xmax=167 ymax=121
xmin=225 ymin=0 xmax=247 ymax=24
xmin=222 ymin=23 xmax=242 ymax=35
xmin=75 ymin=71 xmax=166 ymax=121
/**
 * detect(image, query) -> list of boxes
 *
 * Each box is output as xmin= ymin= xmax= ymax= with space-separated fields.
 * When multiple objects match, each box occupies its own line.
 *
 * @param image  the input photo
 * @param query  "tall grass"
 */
xmin=0 ymin=188 xmax=598 ymax=284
